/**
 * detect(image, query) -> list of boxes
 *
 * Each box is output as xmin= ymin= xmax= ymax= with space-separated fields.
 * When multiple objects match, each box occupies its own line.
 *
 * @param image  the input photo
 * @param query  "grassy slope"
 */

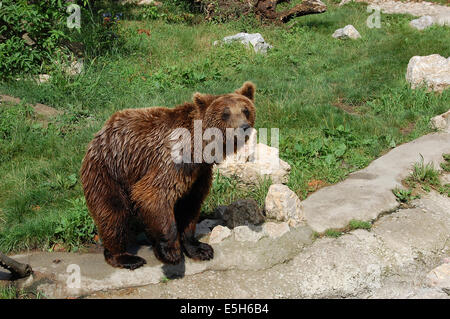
xmin=0 ymin=2 xmax=449 ymax=252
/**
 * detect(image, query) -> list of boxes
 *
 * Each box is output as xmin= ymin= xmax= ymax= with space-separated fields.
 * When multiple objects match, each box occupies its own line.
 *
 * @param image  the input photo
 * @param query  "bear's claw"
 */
xmin=106 ymin=253 xmax=147 ymax=270
xmin=183 ymin=242 xmax=214 ymax=261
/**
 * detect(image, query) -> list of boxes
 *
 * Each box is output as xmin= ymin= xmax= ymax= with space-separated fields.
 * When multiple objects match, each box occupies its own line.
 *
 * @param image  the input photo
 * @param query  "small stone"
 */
xmin=37 ymin=74 xmax=51 ymax=84
xmin=22 ymin=33 xmax=35 ymax=46
xmin=426 ymin=263 xmax=450 ymax=292
xmin=332 ymin=25 xmax=361 ymax=40
xmin=222 ymin=199 xmax=265 ymax=229
xmin=265 ymin=184 xmax=304 ymax=226
xmin=409 ymin=16 xmax=435 ymax=30
xmin=262 ymin=222 xmax=290 ymax=239
xmin=233 ymin=225 xmax=265 ymax=242
xmin=209 ymin=225 xmax=232 ymax=244
xmin=217 ymin=33 xmax=273 ymax=54
xmin=65 ymin=59 xmax=84 ymax=76
xmin=430 ymin=110 xmax=450 ymax=132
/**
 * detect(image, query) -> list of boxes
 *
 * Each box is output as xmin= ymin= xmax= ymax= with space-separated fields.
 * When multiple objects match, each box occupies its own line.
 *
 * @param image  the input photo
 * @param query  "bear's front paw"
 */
xmin=183 ymin=241 xmax=214 ymax=261
xmin=154 ymin=242 xmax=183 ymax=265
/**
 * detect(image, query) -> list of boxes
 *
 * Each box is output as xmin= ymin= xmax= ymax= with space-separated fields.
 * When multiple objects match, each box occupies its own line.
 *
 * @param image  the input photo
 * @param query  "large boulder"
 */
xmin=264 ymin=184 xmax=304 ymax=227
xmin=406 ymin=54 xmax=450 ymax=92
xmin=409 ymin=16 xmax=435 ymax=30
xmin=222 ymin=199 xmax=265 ymax=229
xmin=214 ymin=130 xmax=291 ymax=185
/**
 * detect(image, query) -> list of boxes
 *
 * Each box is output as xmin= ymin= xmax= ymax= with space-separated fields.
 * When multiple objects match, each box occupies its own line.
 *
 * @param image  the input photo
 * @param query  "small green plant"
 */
xmin=438 ymin=184 xmax=450 ymax=197
xmin=160 ymin=276 xmax=170 ymax=283
xmin=348 ymin=219 xmax=372 ymax=230
xmin=53 ymin=197 xmax=97 ymax=251
xmin=140 ymin=5 xmax=165 ymax=20
xmin=407 ymin=155 xmax=440 ymax=187
xmin=0 ymin=285 xmax=42 ymax=299
xmin=324 ymin=229 xmax=343 ymax=238
xmin=392 ymin=188 xmax=419 ymax=203
xmin=440 ymin=153 xmax=450 ymax=172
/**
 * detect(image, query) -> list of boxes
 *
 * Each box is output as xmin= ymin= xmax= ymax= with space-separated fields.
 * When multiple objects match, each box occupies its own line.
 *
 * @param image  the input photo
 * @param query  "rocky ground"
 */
xmin=3 ymin=129 xmax=449 ymax=299
xmin=355 ymin=0 xmax=450 ymax=19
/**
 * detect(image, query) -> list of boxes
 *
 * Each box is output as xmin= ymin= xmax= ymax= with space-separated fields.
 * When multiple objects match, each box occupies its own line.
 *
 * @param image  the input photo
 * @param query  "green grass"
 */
xmin=348 ymin=219 xmax=372 ymax=230
xmin=324 ymin=229 xmax=344 ymax=238
xmin=0 ymin=285 xmax=44 ymax=299
xmin=394 ymin=153 xmax=450 ymax=203
xmin=0 ymin=1 xmax=449 ymax=253
xmin=406 ymin=155 xmax=441 ymax=187
xmin=392 ymin=187 xmax=420 ymax=203
xmin=441 ymin=153 xmax=450 ymax=172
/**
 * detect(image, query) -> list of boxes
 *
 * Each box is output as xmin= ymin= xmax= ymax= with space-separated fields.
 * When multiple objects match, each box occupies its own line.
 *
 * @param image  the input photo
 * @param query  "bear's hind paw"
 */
xmin=112 ymin=254 xmax=147 ymax=270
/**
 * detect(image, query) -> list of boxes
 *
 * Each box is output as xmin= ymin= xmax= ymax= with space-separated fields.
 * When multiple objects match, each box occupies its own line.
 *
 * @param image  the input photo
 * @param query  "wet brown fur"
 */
xmin=80 ymin=82 xmax=256 ymax=269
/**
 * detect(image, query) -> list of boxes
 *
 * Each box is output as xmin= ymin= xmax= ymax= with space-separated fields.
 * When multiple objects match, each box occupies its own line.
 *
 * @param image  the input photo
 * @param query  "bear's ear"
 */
xmin=193 ymin=92 xmax=214 ymax=113
xmin=235 ymin=81 xmax=256 ymax=102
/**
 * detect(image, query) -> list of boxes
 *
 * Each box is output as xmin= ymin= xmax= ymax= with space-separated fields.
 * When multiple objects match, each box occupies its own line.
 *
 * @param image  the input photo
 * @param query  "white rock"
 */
xmin=262 ymin=222 xmax=290 ymax=239
xmin=138 ymin=0 xmax=155 ymax=4
xmin=209 ymin=225 xmax=232 ymax=244
xmin=216 ymin=33 xmax=273 ymax=54
xmin=332 ymin=25 xmax=361 ymax=39
xmin=406 ymin=54 xmax=450 ymax=92
xmin=37 ymin=74 xmax=51 ymax=84
xmin=409 ymin=16 xmax=435 ymax=30
xmin=233 ymin=225 xmax=265 ymax=242
xmin=265 ymin=184 xmax=304 ymax=226
xmin=215 ymin=129 xmax=291 ymax=185
xmin=430 ymin=110 xmax=450 ymax=132
xmin=426 ymin=263 xmax=450 ymax=292
xmin=434 ymin=12 xmax=450 ymax=26
xmin=338 ymin=0 xmax=352 ymax=6
xmin=65 ymin=59 xmax=84 ymax=76
xmin=195 ymin=219 xmax=223 ymax=238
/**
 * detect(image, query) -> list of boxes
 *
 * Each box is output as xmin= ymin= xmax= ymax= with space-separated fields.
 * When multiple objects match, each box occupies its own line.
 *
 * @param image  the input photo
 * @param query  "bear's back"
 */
xmin=87 ymin=106 xmax=186 ymax=188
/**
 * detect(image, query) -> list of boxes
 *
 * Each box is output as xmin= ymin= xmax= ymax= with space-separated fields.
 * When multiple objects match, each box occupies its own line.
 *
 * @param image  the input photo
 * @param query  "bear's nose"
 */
xmin=240 ymin=123 xmax=251 ymax=131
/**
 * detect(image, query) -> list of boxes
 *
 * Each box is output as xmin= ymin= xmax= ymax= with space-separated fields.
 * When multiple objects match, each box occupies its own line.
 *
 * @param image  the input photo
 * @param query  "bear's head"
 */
xmin=191 ymin=82 xmax=256 ymax=161
xmin=193 ymin=81 xmax=256 ymax=132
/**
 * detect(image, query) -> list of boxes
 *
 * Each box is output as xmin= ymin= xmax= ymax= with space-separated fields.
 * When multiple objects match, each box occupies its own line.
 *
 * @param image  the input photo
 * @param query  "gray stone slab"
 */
xmin=9 ymin=225 xmax=313 ymax=298
xmin=303 ymin=132 xmax=450 ymax=233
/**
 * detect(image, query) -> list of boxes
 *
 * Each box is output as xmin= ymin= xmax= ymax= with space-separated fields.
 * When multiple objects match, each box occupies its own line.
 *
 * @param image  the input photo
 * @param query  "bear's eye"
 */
xmin=222 ymin=109 xmax=230 ymax=121
xmin=243 ymin=108 xmax=250 ymax=118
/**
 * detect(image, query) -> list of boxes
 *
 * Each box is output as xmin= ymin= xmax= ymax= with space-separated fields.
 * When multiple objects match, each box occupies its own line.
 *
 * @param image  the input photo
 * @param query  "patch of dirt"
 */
xmin=400 ymin=122 xmax=416 ymax=135
xmin=332 ymin=97 xmax=361 ymax=115
xmin=0 ymin=94 xmax=63 ymax=128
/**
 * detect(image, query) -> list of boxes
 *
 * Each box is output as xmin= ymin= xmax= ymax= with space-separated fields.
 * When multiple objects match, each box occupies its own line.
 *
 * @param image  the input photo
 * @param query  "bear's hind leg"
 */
xmin=96 ymin=199 xmax=147 ymax=270
xmin=83 ymin=173 xmax=146 ymax=270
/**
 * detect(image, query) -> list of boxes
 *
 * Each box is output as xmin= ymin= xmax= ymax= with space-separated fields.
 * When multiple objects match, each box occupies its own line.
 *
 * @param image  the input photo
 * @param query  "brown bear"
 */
xmin=80 ymin=82 xmax=256 ymax=269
